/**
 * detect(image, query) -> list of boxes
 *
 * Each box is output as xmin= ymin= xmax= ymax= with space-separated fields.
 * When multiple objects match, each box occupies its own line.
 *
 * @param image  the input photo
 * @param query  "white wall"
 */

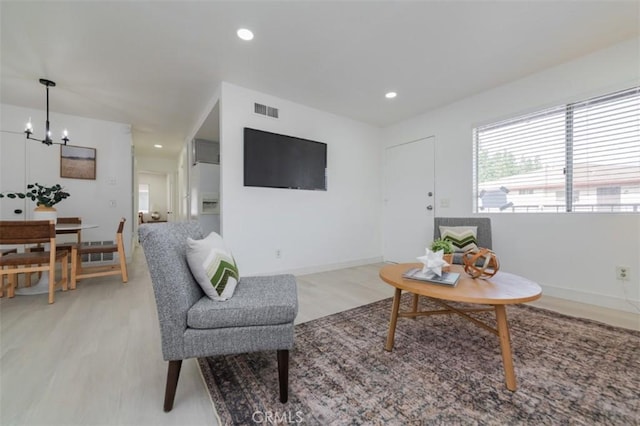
xmin=219 ymin=82 xmax=383 ymax=276
xmin=383 ymin=37 xmax=640 ymax=312
xmin=0 ymin=104 xmax=134 ymax=256
xmin=136 ymin=155 xmax=179 ymax=173
xmin=183 ymin=88 xmax=221 ymax=223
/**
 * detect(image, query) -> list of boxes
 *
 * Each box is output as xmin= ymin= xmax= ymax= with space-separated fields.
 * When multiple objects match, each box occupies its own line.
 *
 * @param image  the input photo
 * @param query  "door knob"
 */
xmin=426 ymin=205 xmax=433 ymax=210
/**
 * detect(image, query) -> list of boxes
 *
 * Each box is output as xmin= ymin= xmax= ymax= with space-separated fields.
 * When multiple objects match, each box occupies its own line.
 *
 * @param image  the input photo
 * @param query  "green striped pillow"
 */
xmin=439 ymin=226 xmax=478 ymax=252
xmin=187 ymin=232 xmax=239 ymax=301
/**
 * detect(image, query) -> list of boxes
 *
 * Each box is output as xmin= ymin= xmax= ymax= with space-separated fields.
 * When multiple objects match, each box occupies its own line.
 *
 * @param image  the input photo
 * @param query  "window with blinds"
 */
xmin=473 ymin=87 xmax=640 ymax=213
xmin=138 ymin=183 xmax=150 ymax=213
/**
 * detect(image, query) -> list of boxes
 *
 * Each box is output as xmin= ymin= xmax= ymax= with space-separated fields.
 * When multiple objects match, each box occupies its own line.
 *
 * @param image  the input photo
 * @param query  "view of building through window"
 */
xmin=474 ymin=87 xmax=640 ymax=213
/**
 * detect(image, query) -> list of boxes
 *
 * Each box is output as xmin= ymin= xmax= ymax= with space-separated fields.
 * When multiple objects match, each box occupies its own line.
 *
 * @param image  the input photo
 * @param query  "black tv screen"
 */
xmin=244 ymin=128 xmax=327 ymax=190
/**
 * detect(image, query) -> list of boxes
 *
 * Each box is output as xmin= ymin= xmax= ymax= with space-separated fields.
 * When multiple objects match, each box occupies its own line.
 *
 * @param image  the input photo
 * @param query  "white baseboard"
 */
xmin=540 ymin=283 xmax=640 ymax=314
xmin=266 ymin=256 xmax=384 ymax=277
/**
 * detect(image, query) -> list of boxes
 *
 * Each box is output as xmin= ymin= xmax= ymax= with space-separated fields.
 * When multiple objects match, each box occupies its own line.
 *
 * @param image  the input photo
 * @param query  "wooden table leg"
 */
xmin=495 ymin=305 xmax=517 ymax=391
xmin=385 ymin=288 xmax=402 ymax=351
xmin=410 ymin=293 xmax=419 ymax=319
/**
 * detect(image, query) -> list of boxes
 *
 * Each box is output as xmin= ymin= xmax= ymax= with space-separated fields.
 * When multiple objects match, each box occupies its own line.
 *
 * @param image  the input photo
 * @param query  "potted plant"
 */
xmin=0 ymin=182 xmax=70 ymax=222
xmin=430 ymin=238 xmax=454 ymax=265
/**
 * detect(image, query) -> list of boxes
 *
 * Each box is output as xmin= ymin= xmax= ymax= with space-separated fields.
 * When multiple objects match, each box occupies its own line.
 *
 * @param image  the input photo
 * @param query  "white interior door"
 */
xmin=383 ymin=137 xmax=435 ymax=263
xmin=0 ymin=131 xmax=27 ymax=220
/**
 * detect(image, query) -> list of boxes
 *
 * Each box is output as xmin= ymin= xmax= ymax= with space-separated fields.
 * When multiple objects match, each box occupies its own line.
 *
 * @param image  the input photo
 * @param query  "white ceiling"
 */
xmin=1 ymin=1 xmax=638 ymax=158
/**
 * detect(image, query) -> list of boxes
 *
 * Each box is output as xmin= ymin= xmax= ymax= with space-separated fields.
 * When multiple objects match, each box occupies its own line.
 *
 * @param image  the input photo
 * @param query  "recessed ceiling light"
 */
xmin=237 ymin=28 xmax=254 ymax=41
xmin=154 ymin=144 xmax=163 ymax=148
xmin=385 ymin=92 xmax=397 ymax=99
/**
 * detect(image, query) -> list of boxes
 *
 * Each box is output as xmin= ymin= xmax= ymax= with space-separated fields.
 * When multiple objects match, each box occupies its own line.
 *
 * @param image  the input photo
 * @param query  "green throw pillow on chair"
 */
xmin=186 ymin=232 xmax=239 ymax=301
xmin=439 ymin=226 xmax=479 ymax=252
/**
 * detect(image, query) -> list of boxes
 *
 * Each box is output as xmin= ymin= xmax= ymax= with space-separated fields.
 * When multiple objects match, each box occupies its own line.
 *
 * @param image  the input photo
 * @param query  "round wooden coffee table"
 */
xmin=379 ymin=263 xmax=542 ymax=391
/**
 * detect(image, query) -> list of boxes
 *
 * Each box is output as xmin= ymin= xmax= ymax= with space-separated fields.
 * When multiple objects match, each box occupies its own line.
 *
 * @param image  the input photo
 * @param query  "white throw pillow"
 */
xmin=439 ymin=226 xmax=479 ymax=252
xmin=186 ymin=232 xmax=239 ymax=301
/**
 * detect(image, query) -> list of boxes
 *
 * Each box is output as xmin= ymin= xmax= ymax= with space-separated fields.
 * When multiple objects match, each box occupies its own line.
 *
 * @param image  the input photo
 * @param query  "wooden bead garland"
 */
xmin=462 ymin=248 xmax=500 ymax=279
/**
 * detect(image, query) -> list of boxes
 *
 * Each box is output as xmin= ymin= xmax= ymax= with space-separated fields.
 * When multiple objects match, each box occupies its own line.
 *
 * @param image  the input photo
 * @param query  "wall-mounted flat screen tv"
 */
xmin=244 ymin=127 xmax=327 ymax=191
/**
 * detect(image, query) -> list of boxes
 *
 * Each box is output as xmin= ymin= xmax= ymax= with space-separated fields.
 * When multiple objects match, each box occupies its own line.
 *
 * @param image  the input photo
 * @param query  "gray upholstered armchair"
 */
xmin=433 ymin=217 xmax=492 ymax=264
xmin=138 ymin=221 xmax=298 ymax=411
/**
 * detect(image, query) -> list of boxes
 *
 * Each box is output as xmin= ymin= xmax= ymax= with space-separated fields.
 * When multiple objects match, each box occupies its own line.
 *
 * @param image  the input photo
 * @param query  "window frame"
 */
xmin=473 ymin=87 xmax=640 ymax=214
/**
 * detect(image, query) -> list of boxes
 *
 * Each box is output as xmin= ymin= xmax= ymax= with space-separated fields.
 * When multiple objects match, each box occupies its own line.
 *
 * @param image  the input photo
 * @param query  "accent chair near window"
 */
xmin=433 ymin=217 xmax=493 ymax=265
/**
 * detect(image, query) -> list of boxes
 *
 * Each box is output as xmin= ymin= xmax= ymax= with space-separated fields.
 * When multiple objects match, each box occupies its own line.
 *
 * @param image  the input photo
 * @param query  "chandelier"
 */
xmin=24 ymin=78 xmax=69 ymax=146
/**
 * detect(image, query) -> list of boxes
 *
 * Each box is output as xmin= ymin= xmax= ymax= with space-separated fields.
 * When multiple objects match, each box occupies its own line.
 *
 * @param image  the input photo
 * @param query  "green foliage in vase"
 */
xmin=0 ymin=183 xmax=70 ymax=207
xmin=430 ymin=238 xmax=454 ymax=254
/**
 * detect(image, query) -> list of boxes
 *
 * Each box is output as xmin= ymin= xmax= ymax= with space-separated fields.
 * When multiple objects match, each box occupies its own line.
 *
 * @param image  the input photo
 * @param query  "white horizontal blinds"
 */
xmin=475 ymin=106 xmax=567 ymax=212
xmin=570 ymin=87 xmax=640 ymax=212
xmin=474 ymin=86 xmax=640 ymax=213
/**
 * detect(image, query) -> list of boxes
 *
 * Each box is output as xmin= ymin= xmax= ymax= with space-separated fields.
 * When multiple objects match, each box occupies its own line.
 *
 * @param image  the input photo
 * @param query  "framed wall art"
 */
xmin=60 ymin=145 xmax=97 ymax=180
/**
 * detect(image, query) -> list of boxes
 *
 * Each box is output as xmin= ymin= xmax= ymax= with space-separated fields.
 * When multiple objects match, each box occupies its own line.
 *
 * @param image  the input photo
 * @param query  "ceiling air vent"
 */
xmin=254 ymin=102 xmax=279 ymax=119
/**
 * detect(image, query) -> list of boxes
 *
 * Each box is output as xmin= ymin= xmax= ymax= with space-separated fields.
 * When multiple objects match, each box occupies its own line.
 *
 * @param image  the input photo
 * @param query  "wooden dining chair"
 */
xmin=0 ymin=220 xmax=69 ymax=304
xmin=56 ymin=217 xmax=83 ymax=245
xmin=25 ymin=217 xmax=82 ymax=286
xmin=0 ymin=248 xmax=18 ymax=298
xmin=70 ymin=218 xmax=128 ymax=289
xmin=30 ymin=217 xmax=82 ymax=251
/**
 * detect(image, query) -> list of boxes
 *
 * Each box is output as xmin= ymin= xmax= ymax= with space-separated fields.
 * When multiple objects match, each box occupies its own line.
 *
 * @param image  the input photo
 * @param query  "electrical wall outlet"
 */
xmin=275 ymin=249 xmax=282 ymax=259
xmin=616 ymin=266 xmax=630 ymax=281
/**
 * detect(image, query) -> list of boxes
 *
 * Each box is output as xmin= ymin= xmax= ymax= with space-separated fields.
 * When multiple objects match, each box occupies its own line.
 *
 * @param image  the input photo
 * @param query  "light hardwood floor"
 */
xmin=1 ymin=248 xmax=637 ymax=425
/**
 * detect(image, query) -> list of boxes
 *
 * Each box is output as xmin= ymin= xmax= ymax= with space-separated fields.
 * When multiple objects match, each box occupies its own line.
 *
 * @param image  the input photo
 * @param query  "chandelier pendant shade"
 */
xmin=24 ymin=78 xmax=70 ymax=146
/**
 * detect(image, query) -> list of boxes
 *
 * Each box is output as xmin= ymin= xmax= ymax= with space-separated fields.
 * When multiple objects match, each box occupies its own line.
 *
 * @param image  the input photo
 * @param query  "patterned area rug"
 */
xmin=198 ymin=295 xmax=640 ymax=425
